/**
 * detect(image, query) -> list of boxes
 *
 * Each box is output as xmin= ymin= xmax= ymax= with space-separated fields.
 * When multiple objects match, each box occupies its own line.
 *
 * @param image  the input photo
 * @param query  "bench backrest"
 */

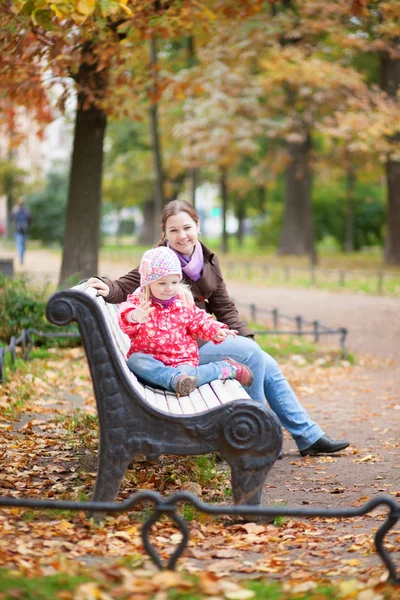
xmin=74 ymin=283 xmax=250 ymax=415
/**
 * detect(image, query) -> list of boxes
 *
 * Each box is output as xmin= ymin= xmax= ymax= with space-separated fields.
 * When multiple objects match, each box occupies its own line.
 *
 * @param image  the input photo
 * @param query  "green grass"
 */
xmin=56 ymin=409 xmax=99 ymax=451
xmin=252 ymin=331 xmax=355 ymax=365
xmin=0 ymin=570 xmax=93 ymax=599
xmin=0 ymin=568 xmax=397 ymax=600
xmin=193 ymin=455 xmax=219 ymax=486
xmin=99 ymin=237 xmax=400 ymax=295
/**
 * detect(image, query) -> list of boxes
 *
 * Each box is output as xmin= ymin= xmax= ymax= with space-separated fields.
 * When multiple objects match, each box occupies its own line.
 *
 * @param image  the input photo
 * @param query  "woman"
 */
xmin=87 ymin=200 xmax=350 ymax=457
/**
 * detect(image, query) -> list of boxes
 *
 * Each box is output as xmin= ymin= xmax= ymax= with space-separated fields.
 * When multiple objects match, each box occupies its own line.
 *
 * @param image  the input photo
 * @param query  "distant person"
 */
xmin=117 ymin=246 xmax=254 ymax=396
xmin=11 ymin=198 xmax=32 ymax=265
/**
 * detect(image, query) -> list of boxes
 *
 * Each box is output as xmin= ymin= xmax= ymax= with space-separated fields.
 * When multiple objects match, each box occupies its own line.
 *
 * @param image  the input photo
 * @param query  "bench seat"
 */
xmin=95 ymin=285 xmax=251 ymax=415
xmin=46 ymin=283 xmax=282 ymax=508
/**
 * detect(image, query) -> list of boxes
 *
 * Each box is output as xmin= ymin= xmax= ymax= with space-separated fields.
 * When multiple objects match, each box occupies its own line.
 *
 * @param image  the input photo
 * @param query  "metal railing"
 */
xmin=234 ymin=300 xmax=348 ymax=358
xmin=0 ymin=492 xmax=398 ymax=582
xmin=0 ymin=328 xmax=79 ymax=383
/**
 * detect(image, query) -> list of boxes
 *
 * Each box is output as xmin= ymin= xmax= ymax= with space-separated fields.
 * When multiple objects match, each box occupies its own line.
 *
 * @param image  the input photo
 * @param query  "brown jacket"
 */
xmin=100 ymin=241 xmax=253 ymax=339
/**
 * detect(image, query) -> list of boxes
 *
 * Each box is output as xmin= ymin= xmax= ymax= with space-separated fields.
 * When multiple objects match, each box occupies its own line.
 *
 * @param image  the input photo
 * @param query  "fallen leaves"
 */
xmin=0 ymin=347 xmax=399 ymax=598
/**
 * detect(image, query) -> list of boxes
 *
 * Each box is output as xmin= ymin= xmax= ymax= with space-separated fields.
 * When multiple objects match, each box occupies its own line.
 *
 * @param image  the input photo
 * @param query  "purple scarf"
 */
xmin=167 ymin=241 xmax=204 ymax=282
xmin=151 ymin=294 xmax=178 ymax=309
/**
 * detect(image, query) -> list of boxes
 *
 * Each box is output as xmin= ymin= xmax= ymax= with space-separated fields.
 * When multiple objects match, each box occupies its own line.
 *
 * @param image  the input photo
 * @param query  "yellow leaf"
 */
xmin=346 ymin=558 xmax=361 ymax=566
xmin=77 ymin=0 xmax=96 ymax=17
xmin=119 ymin=2 xmax=133 ymax=16
xmin=338 ymin=579 xmax=361 ymax=597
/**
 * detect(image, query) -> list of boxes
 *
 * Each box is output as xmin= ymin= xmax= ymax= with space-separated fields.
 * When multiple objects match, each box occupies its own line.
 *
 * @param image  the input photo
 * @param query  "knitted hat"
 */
xmin=139 ymin=246 xmax=182 ymax=287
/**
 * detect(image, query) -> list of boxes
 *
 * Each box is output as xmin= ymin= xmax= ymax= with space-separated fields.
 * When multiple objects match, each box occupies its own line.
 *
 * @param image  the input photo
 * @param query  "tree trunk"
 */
xmin=278 ymin=130 xmax=317 ymax=264
xmin=190 ymin=167 xmax=197 ymax=208
xmin=344 ymin=163 xmax=356 ymax=253
xmin=149 ymin=34 xmax=164 ymax=244
xmin=138 ymin=196 xmax=157 ymax=245
xmin=220 ymin=167 xmax=229 ymax=254
xmin=186 ymin=35 xmax=198 ymax=208
xmin=381 ymin=43 xmax=400 ymax=265
xmin=385 ymin=155 xmax=400 ymax=264
xmin=59 ymin=46 xmax=107 ymax=286
xmin=6 ymin=148 xmax=15 ymax=239
xmin=6 ymin=192 xmax=13 ymax=240
xmin=235 ymin=200 xmax=246 ymax=247
xmin=257 ymin=184 xmax=267 ymax=215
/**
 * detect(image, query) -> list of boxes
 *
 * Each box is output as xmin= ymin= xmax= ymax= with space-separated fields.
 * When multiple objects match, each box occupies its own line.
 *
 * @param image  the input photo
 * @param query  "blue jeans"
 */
xmin=199 ymin=336 xmax=324 ymax=451
xmin=15 ymin=232 xmax=27 ymax=264
xmin=127 ymin=352 xmax=236 ymax=392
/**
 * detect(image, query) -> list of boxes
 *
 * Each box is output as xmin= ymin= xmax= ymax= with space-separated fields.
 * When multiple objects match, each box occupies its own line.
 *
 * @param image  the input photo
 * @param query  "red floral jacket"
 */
xmin=118 ymin=294 xmax=227 ymax=367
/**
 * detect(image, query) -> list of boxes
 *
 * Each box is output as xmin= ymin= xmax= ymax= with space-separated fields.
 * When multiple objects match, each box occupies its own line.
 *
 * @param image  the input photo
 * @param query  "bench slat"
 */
xmin=144 ymin=386 xmax=169 ymax=412
xmin=187 ymin=388 xmax=210 ymax=413
xmin=174 ymin=393 xmax=196 ymax=415
xmin=198 ymin=384 xmax=221 ymax=410
xmin=210 ymin=379 xmax=250 ymax=403
xmin=165 ymin=392 xmax=184 ymax=415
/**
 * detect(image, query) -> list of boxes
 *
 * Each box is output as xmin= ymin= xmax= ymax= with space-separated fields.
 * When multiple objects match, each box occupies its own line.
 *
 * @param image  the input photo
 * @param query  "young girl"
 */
xmin=118 ymin=246 xmax=254 ymax=396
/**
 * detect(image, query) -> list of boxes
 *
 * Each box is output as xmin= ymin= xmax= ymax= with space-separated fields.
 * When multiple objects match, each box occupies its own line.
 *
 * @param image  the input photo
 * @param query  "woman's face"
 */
xmin=164 ymin=211 xmax=200 ymax=256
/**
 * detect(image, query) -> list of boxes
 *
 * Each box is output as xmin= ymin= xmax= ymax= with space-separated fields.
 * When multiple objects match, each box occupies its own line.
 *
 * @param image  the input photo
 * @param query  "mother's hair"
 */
xmin=160 ymin=200 xmax=200 ymax=240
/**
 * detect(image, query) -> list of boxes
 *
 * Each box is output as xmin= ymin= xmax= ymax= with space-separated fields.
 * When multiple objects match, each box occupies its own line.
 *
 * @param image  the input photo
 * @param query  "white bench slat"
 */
xmin=74 ymin=283 xmax=250 ymax=417
xmin=165 ymin=392 xmax=184 ymax=415
xmin=210 ymin=379 xmax=250 ymax=403
xmin=144 ymin=386 xmax=169 ymax=412
xmin=187 ymin=388 xmax=210 ymax=413
xmin=174 ymin=393 xmax=196 ymax=415
xmin=198 ymin=384 xmax=221 ymax=410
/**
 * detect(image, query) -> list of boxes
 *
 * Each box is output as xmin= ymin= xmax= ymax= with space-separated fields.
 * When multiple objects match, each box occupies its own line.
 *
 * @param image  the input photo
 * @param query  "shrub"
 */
xmin=27 ymin=171 xmax=67 ymax=245
xmin=0 ymin=274 xmax=78 ymax=345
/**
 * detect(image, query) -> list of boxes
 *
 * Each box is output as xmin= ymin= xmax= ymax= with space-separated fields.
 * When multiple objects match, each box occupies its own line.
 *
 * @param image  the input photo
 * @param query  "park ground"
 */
xmin=0 ymin=244 xmax=399 ymax=595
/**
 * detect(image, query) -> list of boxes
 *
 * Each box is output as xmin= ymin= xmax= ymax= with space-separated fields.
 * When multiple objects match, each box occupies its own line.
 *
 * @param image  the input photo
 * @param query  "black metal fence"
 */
xmin=234 ymin=300 xmax=348 ymax=358
xmin=0 ymin=328 xmax=80 ymax=383
xmin=0 ymin=491 xmax=399 ymax=582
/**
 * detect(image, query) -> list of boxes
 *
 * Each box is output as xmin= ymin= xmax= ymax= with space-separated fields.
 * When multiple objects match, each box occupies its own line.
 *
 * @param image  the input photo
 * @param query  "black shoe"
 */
xmin=278 ymin=450 xmax=284 ymax=460
xmin=300 ymin=434 xmax=350 ymax=456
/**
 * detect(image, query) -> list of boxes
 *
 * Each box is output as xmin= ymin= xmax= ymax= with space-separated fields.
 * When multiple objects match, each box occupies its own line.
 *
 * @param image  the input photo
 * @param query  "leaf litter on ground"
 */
xmin=0 ymin=348 xmax=399 ymax=599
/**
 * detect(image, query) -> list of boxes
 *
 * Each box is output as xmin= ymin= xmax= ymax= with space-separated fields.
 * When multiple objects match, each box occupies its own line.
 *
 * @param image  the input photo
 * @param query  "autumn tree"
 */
xmin=0 ymin=0 xmax=221 ymax=284
xmin=172 ymin=54 xmax=263 ymax=252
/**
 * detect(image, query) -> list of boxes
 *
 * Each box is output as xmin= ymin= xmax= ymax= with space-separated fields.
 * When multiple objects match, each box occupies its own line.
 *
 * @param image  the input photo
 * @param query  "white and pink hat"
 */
xmin=139 ymin=246 xmax=182 ymax=288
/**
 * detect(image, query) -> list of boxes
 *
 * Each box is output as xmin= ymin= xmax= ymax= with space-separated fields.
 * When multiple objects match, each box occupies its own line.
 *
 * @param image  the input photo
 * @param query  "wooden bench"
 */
xmin=46 ymin=283 xmax=282 ymax=507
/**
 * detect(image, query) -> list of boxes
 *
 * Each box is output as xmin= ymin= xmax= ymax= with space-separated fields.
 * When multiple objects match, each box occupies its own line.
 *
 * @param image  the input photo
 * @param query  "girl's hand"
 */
xmin=86 ymin=277 xmax=110 ymax=297
xmin=214 ymin=328 xmax=238 ymax=342
xmin=128 ymin=301 xmax=155 ymax=323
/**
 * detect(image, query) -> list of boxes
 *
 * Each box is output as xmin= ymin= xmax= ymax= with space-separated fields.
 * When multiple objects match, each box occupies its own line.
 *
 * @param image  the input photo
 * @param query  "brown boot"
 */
xmin=175 ymin=375 xmax=197 ymax=396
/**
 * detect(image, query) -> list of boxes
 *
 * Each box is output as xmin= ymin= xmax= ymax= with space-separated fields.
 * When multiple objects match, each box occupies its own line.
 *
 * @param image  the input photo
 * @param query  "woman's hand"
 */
xmin=214 ymin=328 xmax=237 ymax=342
xmin=86 ymin=277 xmax=110 ymax=297
xmin=128 ymin=301 xmax=155 ymax=324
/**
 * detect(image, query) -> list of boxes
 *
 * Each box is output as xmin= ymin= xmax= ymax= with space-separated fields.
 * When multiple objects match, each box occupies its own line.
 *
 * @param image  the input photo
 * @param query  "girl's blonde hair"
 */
xmin=138 ymin=281 xmax=194 ymax=307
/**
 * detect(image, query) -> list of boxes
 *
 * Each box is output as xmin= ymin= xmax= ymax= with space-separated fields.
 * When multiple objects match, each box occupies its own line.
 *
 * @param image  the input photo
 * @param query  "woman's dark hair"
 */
xmin=160 ymin=200 xmax=200 ymax=241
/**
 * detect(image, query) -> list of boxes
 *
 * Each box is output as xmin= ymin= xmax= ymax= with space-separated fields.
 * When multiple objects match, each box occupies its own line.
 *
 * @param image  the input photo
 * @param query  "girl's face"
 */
xmin=149 ymin=274 xmax=181 ymax=300
xmin=164 ymin=211 xmax=200 ymax=256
